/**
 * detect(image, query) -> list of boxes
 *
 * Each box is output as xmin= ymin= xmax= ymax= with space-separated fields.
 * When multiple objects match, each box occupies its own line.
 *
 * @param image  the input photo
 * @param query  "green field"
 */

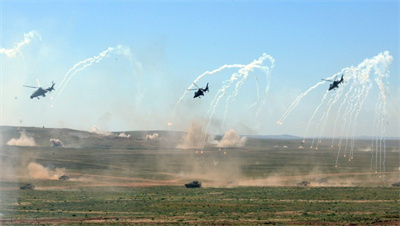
xmin=1 ymin=126 xmax=399 ymax=224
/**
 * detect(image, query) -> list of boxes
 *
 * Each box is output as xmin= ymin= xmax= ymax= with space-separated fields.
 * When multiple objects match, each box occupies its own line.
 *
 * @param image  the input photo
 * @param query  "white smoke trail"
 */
xmin=169 ymin=52 xmax=274 ymax=136
xmin=52 ymin=45 xmax=135 ymax=106
xmin=278 ymin=52 xmax=391 ymax=173
xmin=230 ymin=54 xmax=274 ymax=105
xmin=52 ymin=47 xmax=114 ymax=104
xmin=306 ymin=52 xmax=392 ymax=173
xmin=342 ymin=52 xmax=390 ymax=170
xmin=168 ymin=53 xmax=274 ymax=149
xmin=248 ymin=73 xmax=261 ymax=109
xmin=221 ymin=54 xmax=274 ymax=130
xmin=277 ymin=79 xmax=330 ymax=125
xmin=168 ymin=64 xmax=246 ymax=125
xmin=0 ymin=30 xmax=41 ymax=57
xmin=304 ymin=90 xmax=329 ymax=148
xmin=348 ymin=82 xmax=373 ymax=159
xmin=331 ymin=69 xmax=357 ymax=149
xmin=203 ymin=53 xmax=274 ymax=141
xmin=316 ymin=85 xmax=345 ymax=148
xmin=371 ymin=53 xmax=391 ymax=177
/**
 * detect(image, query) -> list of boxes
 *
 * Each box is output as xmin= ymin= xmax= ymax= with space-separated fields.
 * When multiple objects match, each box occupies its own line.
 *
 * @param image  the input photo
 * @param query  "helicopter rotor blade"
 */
xmin=24 ymin=85 xmax=39 ymax=89
xmin=193 ymin=83 xmax=200 ymax=88
xmin=188 ymin=88 xmax=198 ymax=91
xmin=321 ymin=79 xmax=333 ymax=82
xmin=36 ymin=78 xmax=41 ymax=88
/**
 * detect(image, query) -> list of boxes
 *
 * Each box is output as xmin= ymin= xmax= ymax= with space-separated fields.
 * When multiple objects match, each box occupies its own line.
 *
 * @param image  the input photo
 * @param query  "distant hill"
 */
xmin=355 ymin=136 xmax=400 ymax=141
xmin=0 ymin=126 xmax=184 ymax=149
xmin=1 ymin=126 xmax=398 ymax=150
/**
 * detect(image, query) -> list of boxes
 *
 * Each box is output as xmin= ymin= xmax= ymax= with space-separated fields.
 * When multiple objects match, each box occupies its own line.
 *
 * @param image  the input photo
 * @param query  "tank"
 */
xmin=59 ymin=175 xmax=70 ymax=181
xmin=392 ymin=182 xmax=400 ymax=187
xmin=20 ymin=184 xmax=35 ymax=190
xmin=184 ymin=181 xmax=201 ymax=188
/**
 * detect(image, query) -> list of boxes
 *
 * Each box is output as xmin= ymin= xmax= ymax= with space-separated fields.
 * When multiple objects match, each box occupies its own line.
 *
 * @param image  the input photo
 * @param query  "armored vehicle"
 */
xmin=392 ymin=182 xmax=400 ymax=187
xmin=20 ymin=184 xmax=35 ymax=190
xmin=59 ymin=175 xmax=70 ymax=180
xmin=185 ymin=181 xmax=201 ymax=188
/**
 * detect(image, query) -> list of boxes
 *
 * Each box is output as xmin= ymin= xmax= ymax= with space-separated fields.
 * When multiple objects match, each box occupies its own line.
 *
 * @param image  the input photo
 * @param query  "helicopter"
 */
xmin=189 ymin=82 xmax=209 ymax=98
xmin=24 ymin=80 xmax=55 ymax=99
xmin=322 ymin=74 xmax=344 ymax=91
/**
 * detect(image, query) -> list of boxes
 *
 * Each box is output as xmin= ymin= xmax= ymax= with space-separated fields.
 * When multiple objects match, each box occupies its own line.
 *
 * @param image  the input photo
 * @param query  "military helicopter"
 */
xmin=322 ymin=74 xmax=344 ymax=91
xmin=24 ymin=80 xmax=55 ymax=99
xmin=189 ymin=82 xmax=209 ymax=98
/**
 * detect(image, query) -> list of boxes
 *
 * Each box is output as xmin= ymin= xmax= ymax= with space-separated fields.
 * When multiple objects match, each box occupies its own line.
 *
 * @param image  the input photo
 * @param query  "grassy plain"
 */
xmin=0 ymin=126 xmax=399 ymax=224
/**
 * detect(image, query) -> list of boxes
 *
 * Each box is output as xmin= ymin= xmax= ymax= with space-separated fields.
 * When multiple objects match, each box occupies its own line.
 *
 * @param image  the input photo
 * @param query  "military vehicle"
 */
xmin=59 ymin=175 xmax=70 ymax=180
xmin=322 ymin=74 xmax=344 ymax=91
xmin=188 ymin=83 xmax=209 ymax=98
xmin=297 ymin=181 xmax=310 ymax=187
xmin=24 ymin=80 xmax=55 ymax=99
xmin=392 ymin=182 xmax=400 ymax=187
xmin=20 ymin=184 xmax=35 ymax=190
xmin=184 ymin=180 xmax=201 ymax=188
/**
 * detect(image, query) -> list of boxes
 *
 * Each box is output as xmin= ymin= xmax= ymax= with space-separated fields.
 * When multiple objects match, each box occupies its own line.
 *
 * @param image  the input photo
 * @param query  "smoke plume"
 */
xmin=27 ymin=162 xmax=65 ymax=180
xmin=146 ymin=133 xmax=159 ymax=140
xmin=7 ymin=131 xmax=36 ymax=146
xmin=118 ymin=132 xmax=131 ymax=138
xmin=177 ymin=121 xmax=204 ymax=149
xmin=89 ymin=126 xmax=111 ymax=136
xmin=217 ymin=129 xmax=247 ymax=148
xmin=50 ymin=138 xmax=63 ymax=147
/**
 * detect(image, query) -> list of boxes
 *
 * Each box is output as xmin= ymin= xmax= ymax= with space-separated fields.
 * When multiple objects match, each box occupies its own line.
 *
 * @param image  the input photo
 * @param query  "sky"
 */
xmin=1 ymin=0 xmax=399 ymax=137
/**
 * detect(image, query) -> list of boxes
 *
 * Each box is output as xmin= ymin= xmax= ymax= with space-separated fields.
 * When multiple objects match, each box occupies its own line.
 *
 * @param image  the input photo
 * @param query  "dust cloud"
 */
xmin=176 ymin=121 xmax=204 ymax=149
xmin=235 ymin=166 xmax=391 ymax=187
xmin=27 ymin=162 xmax=65 ymax=180
xmin=176 ymin=122 xmax=247 ymax=149
xmin=49 ymin=138 xmax=63 ymax=147
xmin=146 ymin=133 xmax=159 ymax=140
xmin=217 ymin=129 xmax=247 ymax=148
xmin=118 ymin=132 xmax=131 ymax=138
xmin=89 ymin=126 xmax=111 ymax=136
xmin=6 ymin=131 xmax=36 ymax=146
xmin=358 ymin=146 xmax=372 ymax=152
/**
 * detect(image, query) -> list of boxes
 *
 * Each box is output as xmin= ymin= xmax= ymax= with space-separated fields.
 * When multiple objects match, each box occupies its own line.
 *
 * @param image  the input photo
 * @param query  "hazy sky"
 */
xmin=1 ymin=0 xmax=399 ymax=137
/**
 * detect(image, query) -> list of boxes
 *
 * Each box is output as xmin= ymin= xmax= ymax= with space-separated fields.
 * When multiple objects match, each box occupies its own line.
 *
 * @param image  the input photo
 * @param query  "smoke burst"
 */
xmin=27 ymin=162 xmax=65 ymax=180
xmin=7 ymin=131 xmax=36 ymax=146
xmin=176 ymin=121 xmax=205 ymax=149
xmin=118 ymin=132 xmax=131 ymax=138
xmin=50 ymin=138 xmax=63 ymax=147
xmin=146 ymin=133 xmax=159 ymax=140
xmin=89 ymin=126 xmax=112 ymax=136
xmin=217 ymin=129 xmax=247 ymax=148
